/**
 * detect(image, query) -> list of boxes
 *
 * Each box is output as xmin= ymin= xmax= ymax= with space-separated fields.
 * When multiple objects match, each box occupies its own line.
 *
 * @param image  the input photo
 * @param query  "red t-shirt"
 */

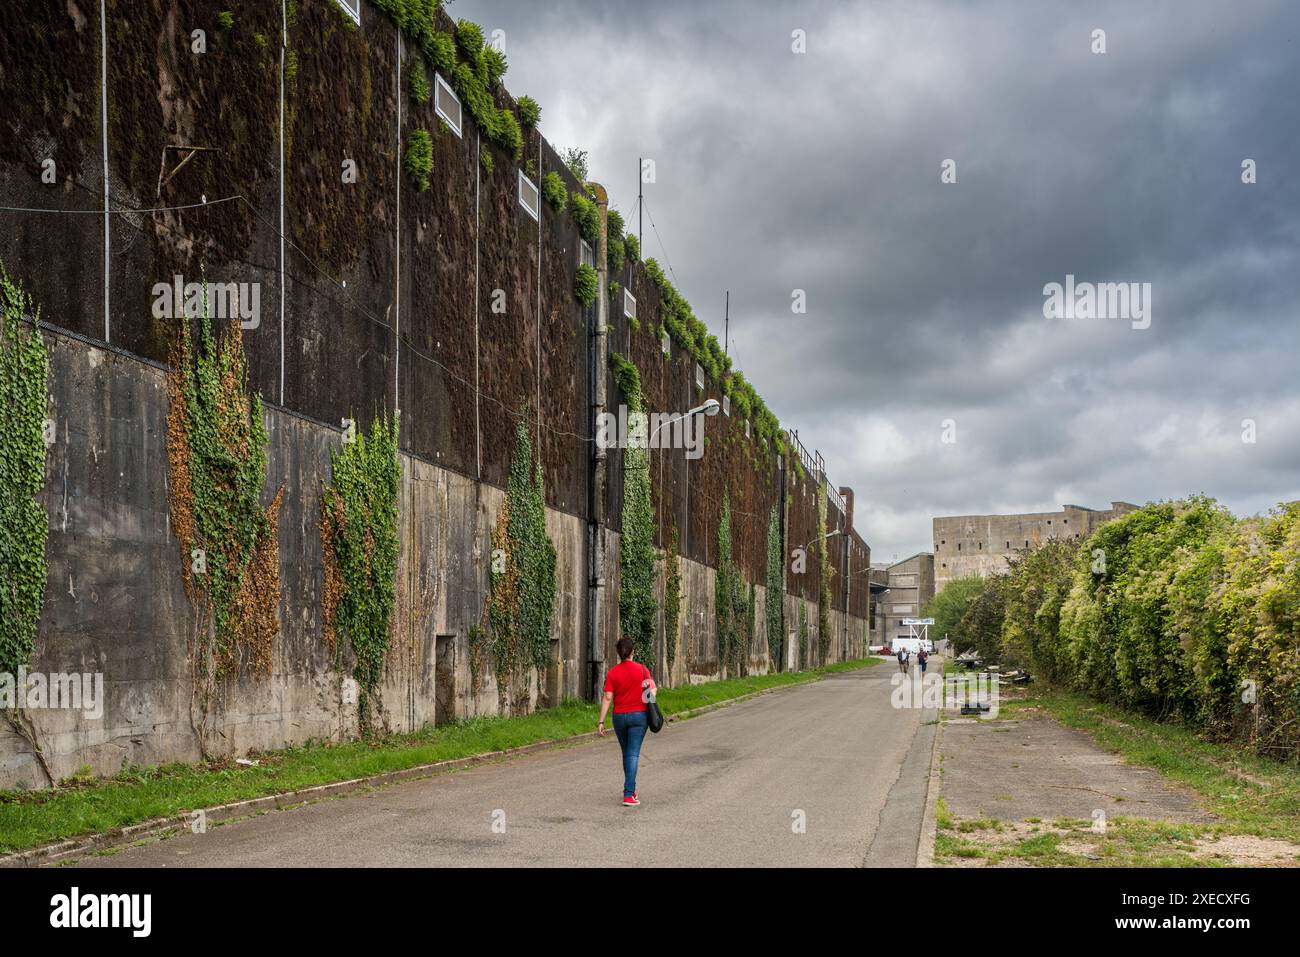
xmin=603 ymin=660 xmax=655 ymax=714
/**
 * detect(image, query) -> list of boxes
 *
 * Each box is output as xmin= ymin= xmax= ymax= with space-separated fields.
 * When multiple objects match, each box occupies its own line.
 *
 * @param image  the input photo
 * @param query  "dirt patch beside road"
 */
xmin=935 ymin=703 xmax=1300 ymax=867
xmin=942 ymin=712 xmax=1209 ymax=824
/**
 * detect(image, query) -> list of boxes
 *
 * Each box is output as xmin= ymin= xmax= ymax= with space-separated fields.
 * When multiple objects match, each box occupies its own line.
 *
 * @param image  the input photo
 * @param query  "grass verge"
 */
xmin=0 ymin=657 xmax=883 ymax=854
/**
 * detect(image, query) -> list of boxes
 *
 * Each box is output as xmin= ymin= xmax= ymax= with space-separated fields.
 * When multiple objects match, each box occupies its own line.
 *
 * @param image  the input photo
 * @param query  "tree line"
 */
xmin=924 ymin=496 xmax=1300 ymax=758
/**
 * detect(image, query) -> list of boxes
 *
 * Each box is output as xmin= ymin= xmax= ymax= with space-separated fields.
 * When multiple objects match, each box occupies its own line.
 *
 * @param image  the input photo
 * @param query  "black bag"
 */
xmin=643 ymin=665 xmax=664 ymax=733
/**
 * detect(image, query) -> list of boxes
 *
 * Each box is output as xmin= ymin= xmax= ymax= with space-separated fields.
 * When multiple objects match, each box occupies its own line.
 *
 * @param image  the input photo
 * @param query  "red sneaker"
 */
xmin=623 ymin=795 xmax=640 ymax=806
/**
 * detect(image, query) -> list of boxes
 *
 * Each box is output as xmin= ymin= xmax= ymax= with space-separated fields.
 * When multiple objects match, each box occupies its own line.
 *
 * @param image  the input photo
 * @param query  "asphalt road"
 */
xmin=74 ymin=664 xmax=937 ymax=867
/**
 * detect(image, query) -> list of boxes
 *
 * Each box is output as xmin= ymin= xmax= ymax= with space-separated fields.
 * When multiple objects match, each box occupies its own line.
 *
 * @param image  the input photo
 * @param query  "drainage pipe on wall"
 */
xmin=587 ymin=182 xmax=610 ymax=700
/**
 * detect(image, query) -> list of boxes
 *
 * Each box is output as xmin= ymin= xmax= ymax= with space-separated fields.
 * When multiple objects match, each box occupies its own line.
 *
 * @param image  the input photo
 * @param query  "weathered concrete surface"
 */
xmin=0 ymin=332 xmax=870 ymax=790
xmin=939 ymin=713 xmax=1212 ymax=823
xmin=69 ymin=665 xmax=927 ymax=868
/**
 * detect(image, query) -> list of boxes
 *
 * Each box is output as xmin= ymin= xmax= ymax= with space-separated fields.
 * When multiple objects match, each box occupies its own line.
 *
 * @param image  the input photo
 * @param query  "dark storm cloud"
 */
xmin=464 ymin=0 xmax=1300 ymax=558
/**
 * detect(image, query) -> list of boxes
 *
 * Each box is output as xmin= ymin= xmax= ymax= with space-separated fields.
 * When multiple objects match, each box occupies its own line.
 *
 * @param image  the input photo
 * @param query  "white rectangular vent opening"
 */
xmin=434 ymin=74 xmax=462 ymax=137
xmin=623 ymin=289 xmax=636 ymax=320
xmin=744 ymin=419 xmax=750 ymax=438
xmin=722 ymin=395 xmax=730 ymax=416
xmin=580 ymin=240 xmax=594 ymax=268
xmin=518 ymin=170 xmax=540 ymax=221
xmin=695 ymin=363 xmax=704 ymax=388
xmin=333 ymin=0 xmax=361 ymax=24
xmin=661 ymin=330 xmax=670 ymax=355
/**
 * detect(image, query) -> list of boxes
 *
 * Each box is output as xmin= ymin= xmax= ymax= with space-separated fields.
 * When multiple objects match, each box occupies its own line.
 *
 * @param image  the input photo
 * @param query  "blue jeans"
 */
xmin=612 ymin=711 xmax=648 ymax=798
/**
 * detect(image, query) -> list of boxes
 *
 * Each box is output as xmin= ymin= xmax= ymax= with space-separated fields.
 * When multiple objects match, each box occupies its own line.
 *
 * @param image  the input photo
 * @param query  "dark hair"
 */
xmin=616 ymin=637 xmax=634 ymax=661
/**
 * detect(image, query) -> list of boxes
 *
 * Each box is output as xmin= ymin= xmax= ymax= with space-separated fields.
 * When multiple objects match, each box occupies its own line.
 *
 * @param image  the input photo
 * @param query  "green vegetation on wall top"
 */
xmin=643 ymin=258 xmax=788 ymax=461
xmin=378 ymin=1 xmax=791 ymax=474
xmin=517 ymin=95 xmax=541 ymax=128
xmin=375 ymin=2 xmax=529 ymax=161
xmin=570 ymin=192 xmax=598 ymax=246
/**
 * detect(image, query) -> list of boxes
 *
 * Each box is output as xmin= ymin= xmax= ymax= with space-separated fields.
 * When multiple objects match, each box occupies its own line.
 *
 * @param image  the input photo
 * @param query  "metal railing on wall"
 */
xmin=787 ymin=428 xmax=847 ymax=519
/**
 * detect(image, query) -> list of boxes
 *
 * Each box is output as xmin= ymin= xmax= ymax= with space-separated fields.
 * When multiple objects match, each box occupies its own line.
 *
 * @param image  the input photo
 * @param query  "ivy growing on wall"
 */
xmin=167 ymin=286 xmax=282 ymax=688
xmin=0 ymin=265 xmax=49 ymax=679
xmin=817 ymin=477 xmax=832 ymax=663
xmin=478 ymin=413 xmax=557 ymax=713
xmin=765 ymin=505 xmax=784 ymax=670
xmin=715 ymin=495 xmax=749 ymax=675
xmin=664 ymin=522 xmax=682 ymax=673
xmin=612 ymin=354 xmax=657 ymax=669
xmin=746 ymin=581 xmax=756 ymax=671
xmin=798 ymin=599 xmax=808 ymax=670
xmin=320 ymin=413 xmax=401 ymax=730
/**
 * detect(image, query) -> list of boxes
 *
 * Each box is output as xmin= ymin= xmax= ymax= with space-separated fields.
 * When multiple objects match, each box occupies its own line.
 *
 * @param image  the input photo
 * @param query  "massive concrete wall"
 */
xmin=0 ymin=330 xmax=870 ymax=789
xmin=0 ymin=2 xmax=873 ymax=788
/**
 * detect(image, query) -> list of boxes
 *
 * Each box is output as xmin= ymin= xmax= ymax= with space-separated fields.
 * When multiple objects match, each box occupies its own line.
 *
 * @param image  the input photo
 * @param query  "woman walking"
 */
xmin=597 ymin=637 xmax=657 ymax=807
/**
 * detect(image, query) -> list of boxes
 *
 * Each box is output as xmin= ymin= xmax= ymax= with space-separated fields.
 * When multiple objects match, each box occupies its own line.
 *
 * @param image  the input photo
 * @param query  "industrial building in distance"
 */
xmin=932 ymin=502 xmax=1138 ymax=593
xmin=871 ymin=553 xmax=936 ymax=648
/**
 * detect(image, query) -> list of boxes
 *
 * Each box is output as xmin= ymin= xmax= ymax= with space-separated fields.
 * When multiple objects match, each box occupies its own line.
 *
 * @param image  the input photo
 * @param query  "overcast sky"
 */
xmin=462 ymin=0 xmax=1300 ymax=560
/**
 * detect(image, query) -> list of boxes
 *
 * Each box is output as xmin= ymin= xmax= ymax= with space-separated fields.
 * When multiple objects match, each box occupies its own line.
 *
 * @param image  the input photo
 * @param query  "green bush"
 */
xmin=480 ymin=45 xmax=507 ymax=84
xmin=454 ymin=18 xmax=484 ymax=66
xmin=541 ymin=172 xmax=566 ymax=211
xmin=426 ymin=31 xmax=456 ymax=72
xmin=570 ymin=192 xmax=599 ymax=245
xmin=404 ymin=129 xmax=434 ymax=191
xmin=922 ymin=574 xmax=984 ymax=643
xmin=624 ymin=232 xmax=640 ymax=262
xmin=517 ymin=95 xmax=541 ymax=127
xmin=217 ymin=11 xmax=235 ymax=30
xmin=495 ymin=107 xmax=523 ymax=162
xmin=410 ymin=60 xmax=430 ymax=104
xmin=573 ymin=263 xmax=598 ymax=307
xmin=955 ymin=496 xmax=1300 ymax=757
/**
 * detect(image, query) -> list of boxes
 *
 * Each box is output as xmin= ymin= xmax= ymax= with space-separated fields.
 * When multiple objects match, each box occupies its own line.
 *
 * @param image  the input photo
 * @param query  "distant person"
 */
xmin=896 ymin=647 xmax=907 ymax=673
xmin=597 ymin=637 xmax=657 ymax=807
xmin=918 ymin=647 xmax=929 ymax=675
